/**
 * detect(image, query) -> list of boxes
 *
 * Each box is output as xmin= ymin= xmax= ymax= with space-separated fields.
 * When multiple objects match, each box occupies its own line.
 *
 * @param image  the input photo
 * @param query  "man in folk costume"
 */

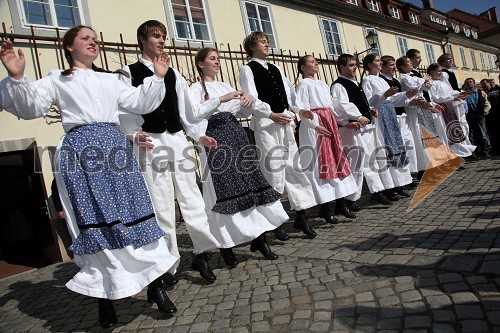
xmin=379 ymin=55 xmax=418 ymax=188
xmin=438 ymin=53 xmax=460 ymax=92
xmin=239 ymin=31 xmax=320 ymax=239
xmin=330 ymin=54 xmax=394 ymax=209
xmin=406 ymin=49 xmax=431 ymax=102
xmin=119 ymin=20 xmax=221 ymax=283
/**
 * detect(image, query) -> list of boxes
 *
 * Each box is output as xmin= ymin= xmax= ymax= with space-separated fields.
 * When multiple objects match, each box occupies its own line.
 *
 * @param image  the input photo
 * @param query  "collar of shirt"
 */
xmin=339 ymin=75 xmax=359 ymax=86
xmin=139 ymin=57 xmax=154 ymax=71
xmin=380 ymin=73 xmax=395 ymax=81
xmin=250 ymin=58 xmax=268 ymax=69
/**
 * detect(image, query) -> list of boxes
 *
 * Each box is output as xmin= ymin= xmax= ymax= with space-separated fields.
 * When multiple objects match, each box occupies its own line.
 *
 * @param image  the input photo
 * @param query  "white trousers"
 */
xmin=141 ymin=158 xmax=220 ymax=272
xmin=397 ymin=114 xmax=418 ymax=174
xmin=339 ymin=126 xmax=392 ymax=201
xmin=253 ymin=120 xmax=317 ymax=211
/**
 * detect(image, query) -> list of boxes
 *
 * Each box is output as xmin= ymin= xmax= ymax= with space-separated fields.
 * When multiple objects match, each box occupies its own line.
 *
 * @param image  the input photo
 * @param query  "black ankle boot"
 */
xmin=334 ymin=198 xmax=356 ymax=219
xmin=293 ymin=210 xmax=316 ymax=238
xmin=147 ymin=278 xmax=177 ymax=314
xmin=393 ymin=186 xmax=410 ymax=198
xmin=220 ymin=248 xmax=239 ymax=267
xmin=345 ymin=199 xmax=362 ymax=212
xmin=319 ymin=203 xmax=339 ymax=224
xmin=98 ymin=298 xmax=117 ymax=329
xmin=192 ymin=252 xmax=216 ymax=282
xmin=273 ymin=225 xmax=289 ymax=241
xmin=160 ymin=272 xmax=178 ymax=287
xmin=250 ymin=234 xmax=278 ymax=260
xmin=383 ymin=189 xmax=400 ymax=201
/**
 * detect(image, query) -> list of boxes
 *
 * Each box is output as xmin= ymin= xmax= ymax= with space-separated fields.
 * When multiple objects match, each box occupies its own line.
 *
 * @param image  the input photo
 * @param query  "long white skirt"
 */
xmin=298 ymin=124 xmax=358 ymax=204
xmin=198 ymin=150 xmax=289 ymax=249
xmin=433 ymin=106 xmax=475 ymax=157
xmin=55 ymin=140 xmax=179 ymax=300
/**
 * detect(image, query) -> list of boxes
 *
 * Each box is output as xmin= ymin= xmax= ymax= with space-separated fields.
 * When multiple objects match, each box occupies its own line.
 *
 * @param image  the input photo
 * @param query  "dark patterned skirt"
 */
xmin=378 ymin=101 xmax=409 ymax=168
xmin=205 ymin=112 xmax=281 ymax=215
xmin=59 ymin=123 xmax=165 ymax=255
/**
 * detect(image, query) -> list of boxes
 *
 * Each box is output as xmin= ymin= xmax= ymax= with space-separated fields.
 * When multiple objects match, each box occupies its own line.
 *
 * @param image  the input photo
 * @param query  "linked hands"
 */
xmin=134 ymin=131 xmax=154 ymax=151
xmin=269 ymin=112 xmax=292 ymax=125
xmin=220 ymin=90 xmax=253 ymax=108
xmin=0 ymin=40 xmax=25 ymax=79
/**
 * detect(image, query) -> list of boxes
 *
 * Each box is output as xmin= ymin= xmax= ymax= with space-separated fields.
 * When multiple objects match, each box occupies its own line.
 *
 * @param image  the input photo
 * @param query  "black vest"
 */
xmin=129 ymin=62 xmax=182 ymax=133
xmin=411 ymin=69 xmax=431 ymax=102
xmin=442 ymin=68 xmax=460 ymax=91
xmin=333 ymin=77 xmax=371 ymax=119
xmin=247 ymin=61 xmax=289 ymax=113
xmin=379 ymin=75 xmax=406 ymax=115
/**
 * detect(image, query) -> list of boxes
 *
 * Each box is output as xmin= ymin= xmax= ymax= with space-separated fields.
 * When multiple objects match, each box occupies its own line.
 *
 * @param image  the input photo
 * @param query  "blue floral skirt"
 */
xmin=59 ymin=123 xmax=165 ymax=255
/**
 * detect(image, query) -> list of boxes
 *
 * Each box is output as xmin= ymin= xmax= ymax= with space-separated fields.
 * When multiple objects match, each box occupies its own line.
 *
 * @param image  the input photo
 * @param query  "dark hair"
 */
xmin=464 ymin=77 xmax=475 ymax=83
xmin=426 ymin=63 xmax=440 ymax=75
xmin=137 ymin=20 xmax=167 ymax=51
xmin=396 ymin=56 xmax=409 ymax=72
xmin=437 ymin=53 xmax=452 ymax=66
xmin=195 ymin=47 xmax=218 ymax=101
xmin=406 ymin=49 xmax=420 ymax=59
xmin=336 ymin=53 xmax=355 ymax=72
xmin=243 ymin=31 xmax=268 ymax=57
xmin=361 ymin=53 xmax=378 ymax=83
xmin=380 ymin=55 xmax=395 ymax=66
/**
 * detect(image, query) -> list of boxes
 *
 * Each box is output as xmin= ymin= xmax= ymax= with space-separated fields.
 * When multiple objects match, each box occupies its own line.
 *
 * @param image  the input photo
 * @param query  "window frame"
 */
xmin=409 ymin=11 xmax=418 ymax=24
xmin=397 ymin=36 xmax=409 ymax=57
xmin=367 ymin=0 xmax=379 ymax=12
xmin=470 ymin=49 xmax=478 ymax=69
xmin=319 ymin=17 xmax=344 ymax=58
xmin=479 ymin=53 xmax=486 ymax=70
xmin=424 ymin=43 xmax=436 ymax=64
xmin=459 ymin=47 xmax=468 ymax=68
xmin=240 ymin=0 xmax=279 ymax=50
xmin=487 ymin=54 xmax=493 ymax=70
xmin=389 ymin=6 xmax=400 ymax=19
xmin=8 ymin=0 xmax=91 ymax=37
xmin=346 ymin=0 xmax=358 ymax=4
xmin=164 ymin=0 xmax=215 ymax=46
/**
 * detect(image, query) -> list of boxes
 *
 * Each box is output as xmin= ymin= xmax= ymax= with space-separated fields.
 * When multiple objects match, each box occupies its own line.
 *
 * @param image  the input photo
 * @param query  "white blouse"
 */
xmin=429 ymin=79 xmax=459 ymax=104
xmin=362 ymin=75 xmax=409 ymax=108
xmin=398 ymin=73 xmax=428 ymax=98
xmin=1 ymin=68 xmax=165 ymax=132
xmin=296 ymin=78 xmax=339 ymax=128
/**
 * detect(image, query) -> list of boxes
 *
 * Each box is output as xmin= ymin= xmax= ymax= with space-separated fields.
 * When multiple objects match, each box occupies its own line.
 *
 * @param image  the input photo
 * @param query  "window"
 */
xmin=409 ymin=12 xmax=418 ymax=24
xmin=243 ymin=1 xmax=277 ymax=49
xmin=20 ymin=0 xmax=83 ymax=28
xmin=445 ymin=43 xmax=455 ymax=63
xmin=459 ymin=47 xmax=468 ymax=68
xmin=425 ymin=43 xmax=436 ymax=64
xmin=479 ymin=53 xmax=486 ymax=70
xmin=487 ymin=54 xmax=493 ymax=69
xmin=320 ymin=18 xmax=343 ymax=57
xmin=364 ymin=27 xmax=381 ymax=55
xmin=389 ymin=6 xmax=400 ymax=19
xmin=397 ymin=36 xmax=408 ymax=56
xmin=169 ymin=0 xmax=211 ymax=42
xmin=346 ymin=0 xmax=358 ymax=4
xmin=470 ymin=50 xmax=478 ymax=69
xmin=367 ymin=0 xmax=379 ymax=12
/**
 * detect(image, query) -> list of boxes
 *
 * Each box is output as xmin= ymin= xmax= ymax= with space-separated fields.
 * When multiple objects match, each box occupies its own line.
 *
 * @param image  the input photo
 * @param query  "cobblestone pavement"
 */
xmin=1 ymin=157 xmax=499 ymax=333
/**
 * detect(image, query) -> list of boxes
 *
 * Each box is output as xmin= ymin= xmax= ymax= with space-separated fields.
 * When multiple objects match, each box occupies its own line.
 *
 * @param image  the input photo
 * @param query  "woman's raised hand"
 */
xmin=0 ymin=40 xmax=25 ymax=80
xmin=219 ymin=90 xmax=244 ymax=103
xmin=153 ymin=51 xmax=170 ymax=79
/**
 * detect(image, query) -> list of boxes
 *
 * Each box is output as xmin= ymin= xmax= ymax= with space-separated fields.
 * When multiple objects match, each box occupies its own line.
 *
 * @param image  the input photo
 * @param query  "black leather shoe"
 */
xmin=293 ymin=214 xmax=316 ymax=238
xmin=318 ymin=203 xmax=339 ymax=224
xmin=334 ymin=198 xmax=356 ymax=219
xmin=160 ymin=272 xmax=178 ymax=287
xmin=147 ymin=278 xmax=177 ymax=314
xmin=393 ymin=186 xmax=410 ymax=198
xmin=250 ymin=234 xmax=278 ymax=260
xmin=371 ymin=192 xmax=392 ymax=205
xmin=192 ymin=253 xmax=216 ymax=282
xmin=273 ymin=226 xmax=289 ymax=241
xmin=383 ymin=189 xmax=400 ymax=201
xmin=98 ymin=299 xmax=117 ymax=329
xmin=220 ymin=248 xmax=239 ymax=267
xmin=345 ymin=200 xmax=362 ymax=212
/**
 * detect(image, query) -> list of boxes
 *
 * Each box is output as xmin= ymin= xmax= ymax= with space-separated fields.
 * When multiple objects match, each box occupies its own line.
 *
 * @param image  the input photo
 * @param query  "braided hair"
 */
xmin=360 ymin=53 xmax=378 ymax=85
xmin=194 ymin=47 xmax=218 ymax=101
xmin=295 ymin=55 xmax=313 ymax=84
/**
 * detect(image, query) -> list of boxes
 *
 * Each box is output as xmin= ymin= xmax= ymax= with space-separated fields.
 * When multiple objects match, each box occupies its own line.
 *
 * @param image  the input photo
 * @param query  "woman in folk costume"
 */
xmin=294 ymin=55 xmax=358 ymax=220
xmin=0 ymin=26 xmax=179 ymax=329
xmin=189 ymin=48 xmax=289 ymax=261
xmin=360 ymin=54 xmax=430 ymax=199
xmin=427 ymin=64 xmax=476 ymax=158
